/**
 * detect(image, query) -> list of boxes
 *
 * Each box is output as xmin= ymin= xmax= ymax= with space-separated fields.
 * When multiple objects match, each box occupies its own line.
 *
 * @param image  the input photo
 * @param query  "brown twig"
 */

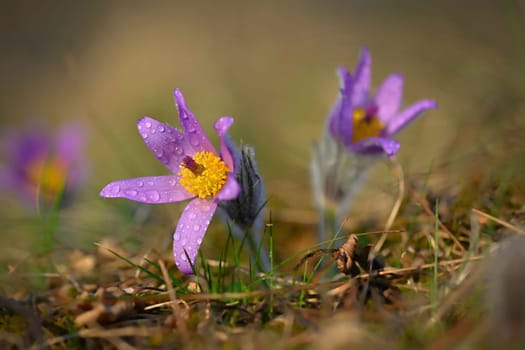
xmin=471 ymin=208 xmax=525 ymax=235
xmin=158 ymin=259 xmax=191 ymax=349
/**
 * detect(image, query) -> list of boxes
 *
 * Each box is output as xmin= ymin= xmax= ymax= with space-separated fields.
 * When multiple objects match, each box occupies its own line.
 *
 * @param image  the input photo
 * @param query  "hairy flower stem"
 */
xmin=313 ymin=137 xmax=377 ymax=246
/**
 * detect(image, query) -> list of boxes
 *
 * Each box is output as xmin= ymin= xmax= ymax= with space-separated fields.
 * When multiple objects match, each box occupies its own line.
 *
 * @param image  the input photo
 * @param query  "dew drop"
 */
xmin=147 ymin=191 xmax=160 ymax=202
xmin=189 ymin=135 xmax=200 ymax=146
xmin=196 ymin=238 xmax=202 ymax=245
xmin=125 ymin=190 xmax=138 ymax=197
xmin=187 ymin=125 xmax=196 ymax=133
xmin=137 ymin=180 xmax=144 ymax=187
xmin=154 ymin=148 xmax=163 ymax=157
xmin=147 ymin=181 xmax=154 ymax=186
xmin=145 ymin=121 xmax=152 ymax=128
xmin=193 ymin=224 xmax=200 ymax=231
xmin=181 ymin=255 xmax=187 ymax=261
xmin=174 ymin=233 xmax=181 ymax=241
xmin=189 ymin=213 xmax=196 ymax=219
xmin=168 ymin=179 xmax=176 ymax=186
xmin=175 ymin=146 xmax=184 ymax=155
xmin=111 ymin=185 xmax=120 ymax=194
xmin=142 ymin=133 xmax=148 ymax=139
xmin=158 ymin=125 xmax=165 ymax=132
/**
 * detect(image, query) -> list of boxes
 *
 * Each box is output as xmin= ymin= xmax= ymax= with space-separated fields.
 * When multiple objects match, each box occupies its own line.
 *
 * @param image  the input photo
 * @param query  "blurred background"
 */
xmin=1 ymin=0 xmax=524 ymax=267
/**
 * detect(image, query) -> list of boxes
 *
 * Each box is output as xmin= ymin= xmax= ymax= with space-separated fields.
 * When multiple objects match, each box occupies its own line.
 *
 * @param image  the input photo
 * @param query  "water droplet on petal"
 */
xmin=189 ymin=135 xmax=200 ymax=146
xmin=168 ymin=179 xmax=176 ymax=186
xmin=181 ymin=255 xmax=187 ymax=261
xmin=158 ymin=125 xmax=165 ymax=132
xmin=193 ymin=225 xmax=200 ymax=231
xmin=125 ymin=190 xmax=138 ymax=197
xmin=137 ymin=181 xmax=144 ymax=187
xmin=142 ymin=133 xmax=148 ymax=139
xmin=189 ymin=213 xmax=196 ymax=219
xmin=145 ymin=121 xmax=152 ymax=128
xmin=147 ymin=191 xmax=160 ymax=202
xmin=153 ymin=148 xmax=163 ymax=157
xmin=196 ymin=238 xmax=202 ymax=244
xmin=175 ymin=146 xmax=184 ymax=155
xmin=147 ymin=181 xmax=154 ymax=186
xmin=174 ymin=233 xmax=181 ymax=241
xmin=111 ymin=185 xmax=120 ymax=194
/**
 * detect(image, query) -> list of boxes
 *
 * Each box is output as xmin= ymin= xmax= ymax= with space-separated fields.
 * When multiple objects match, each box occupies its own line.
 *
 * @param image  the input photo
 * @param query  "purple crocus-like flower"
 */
xmin=0 ymin=122 xmax=87 ymax=207
xmin=100 ymin=89 xmax=240 ymax=274
xmin=328 ymin=47 xmax=437 ymax=157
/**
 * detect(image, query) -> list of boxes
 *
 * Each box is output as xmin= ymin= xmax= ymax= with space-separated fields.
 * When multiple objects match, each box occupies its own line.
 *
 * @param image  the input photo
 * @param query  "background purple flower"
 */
xmin=328 ymin=47 xmax=437 ymax=158
xmin=0 ymin=121 xmax=87 ymax=208
xmin=100 ymin=89 xmax=240 ymax=274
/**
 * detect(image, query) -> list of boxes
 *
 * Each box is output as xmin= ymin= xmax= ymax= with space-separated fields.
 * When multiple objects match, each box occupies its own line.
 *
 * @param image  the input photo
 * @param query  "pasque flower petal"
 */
xmin=348 ymin=136 xmax=400 ymax=158
xmin=215 ymin=174 xmax=240 ymax=201
xmin=214 ymin=116 xmax=235 ymax=170
xmin=328 ymin=67 xmax=354 ymax=146
xmin=173 ymin=198 xmax=218 ymax=274
xmin=56 ymin=122 xmax=86 ymax=164
xmin=384 ymin=99 xmax=438 ymax=136
xmin=375 ymin=74 xmax=404 ymax=124
xmin=173 ymin=88 xmax=215 ymax=154
xmin=100 ymin=175 xmax=192 ymax=203
xmin=137 ymin=117 xmax=192 ymax=173
xmin=350 ymin=47 xmax=372 ymax=106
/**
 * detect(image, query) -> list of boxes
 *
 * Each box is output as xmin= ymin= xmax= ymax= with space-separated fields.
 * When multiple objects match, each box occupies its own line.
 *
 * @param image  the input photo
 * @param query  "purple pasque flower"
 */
xmin=0 ymin=121 xmax=87 ymax=207
xmin=100 ymin=89 xmax=240 ymax=274
xmin=328 ymin=47 xmax=437 ymax=158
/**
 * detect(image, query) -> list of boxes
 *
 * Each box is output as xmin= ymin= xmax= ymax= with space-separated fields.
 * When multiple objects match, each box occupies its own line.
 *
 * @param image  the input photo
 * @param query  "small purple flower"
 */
xmin=328 ymin=47 xmax=437 ymax=157
xmin=100 ymin=89 xmax=240 ymax=274
xmin=0 ymin=121 xmax=87 ymax=207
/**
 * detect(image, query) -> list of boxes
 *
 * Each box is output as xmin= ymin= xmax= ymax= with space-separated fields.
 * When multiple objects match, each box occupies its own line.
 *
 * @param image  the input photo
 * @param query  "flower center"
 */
xmin=178 ymin=151 xmax=230 ymax=199
xmin=25 ymin=156 xmax=68 ymax=201
xmin=352 ymin=106 xmax=385 ymax=143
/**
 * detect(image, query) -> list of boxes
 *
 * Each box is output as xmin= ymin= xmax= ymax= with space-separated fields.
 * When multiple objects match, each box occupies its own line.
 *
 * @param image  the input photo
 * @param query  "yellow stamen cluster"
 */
xmin=352 ymin=108 xmax=385 ymax=143
xmin=26 ymin=156 xmax=68 ymax=201
xmin=178 ymin=151 xmax=230 ymax=199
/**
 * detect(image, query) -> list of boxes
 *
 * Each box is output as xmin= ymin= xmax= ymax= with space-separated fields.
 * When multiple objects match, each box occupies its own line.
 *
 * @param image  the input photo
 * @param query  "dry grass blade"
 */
xmin=327 ymin=255 xmax=485 ymax=297
xmin=375 ymin=158 xmax=405 ymax=253
xmin=158 ymin=259 xmax=191 ymax=347
xmin=471 ymin=208 xmax=525 ymax=235
xmin=36 ymin=327 xmax=160 ymax=349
